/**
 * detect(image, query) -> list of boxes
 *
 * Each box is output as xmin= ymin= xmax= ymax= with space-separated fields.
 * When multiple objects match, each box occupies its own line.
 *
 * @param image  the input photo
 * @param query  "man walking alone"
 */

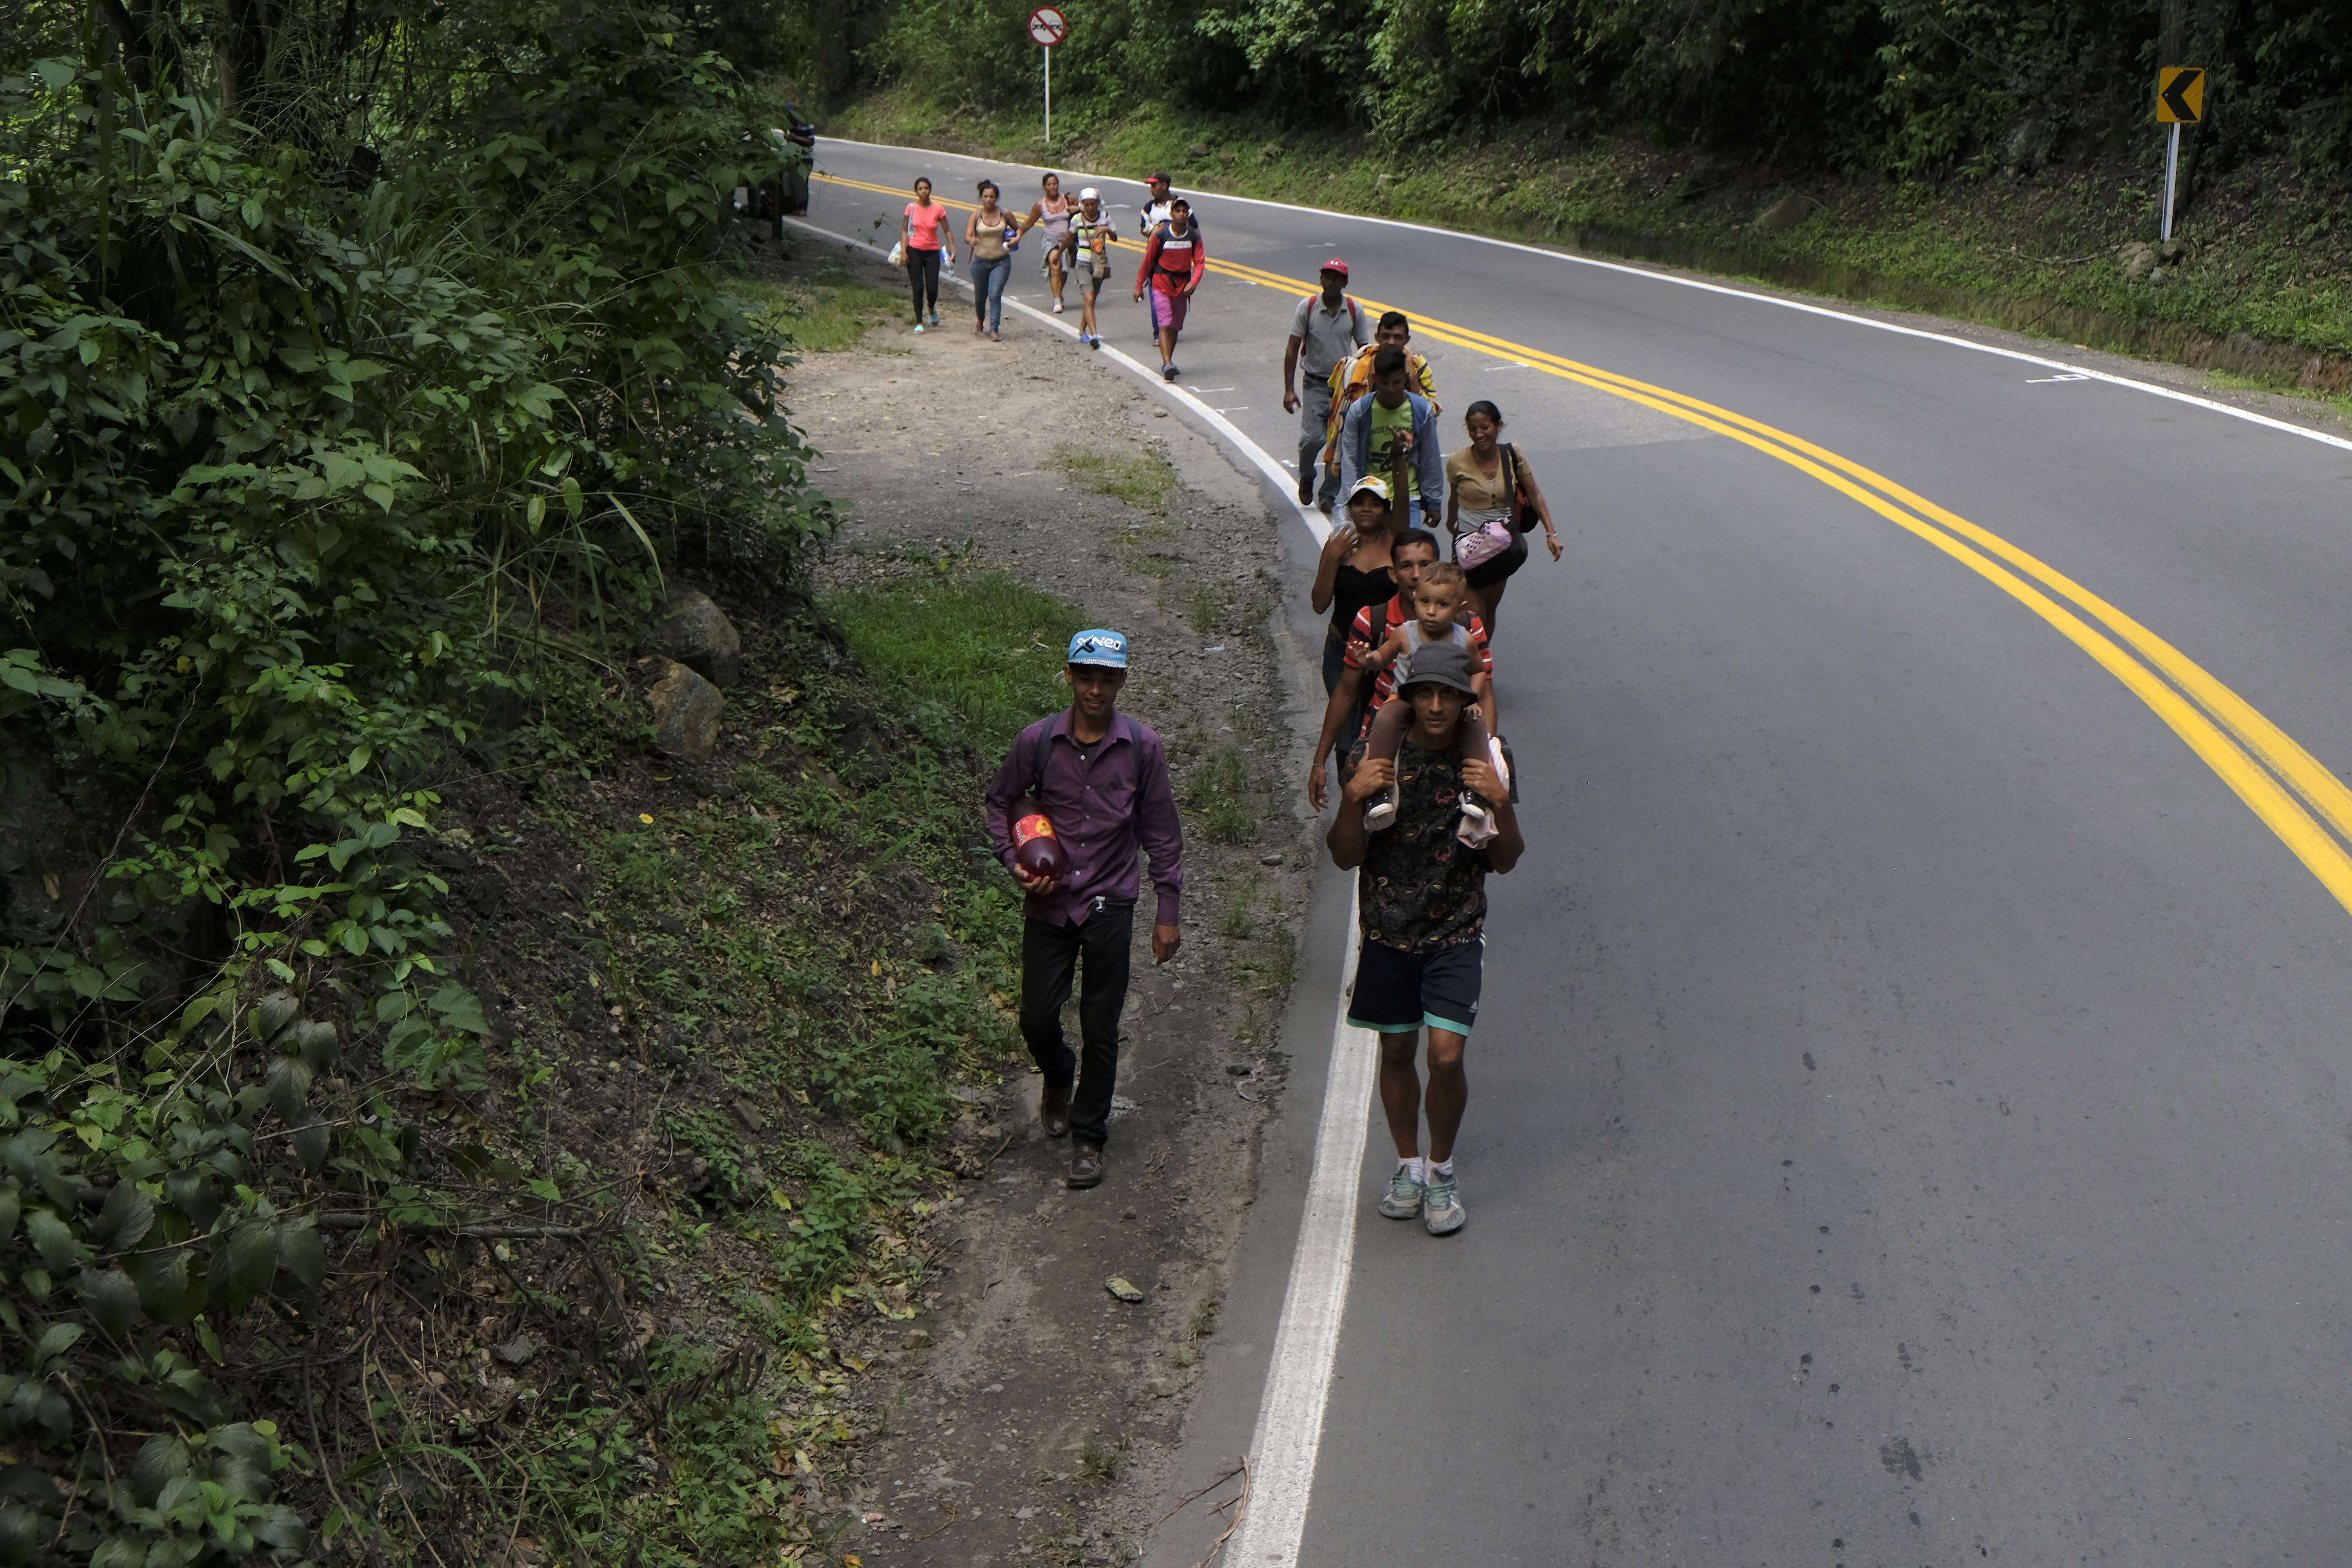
xmin=985 ymin=630 xmax=1185 ymax=1189
xmin=1283 ymin=259 xmax=1370 ymax=511
xmin=1326 ymin=641 xmax=1522 ymax=1233
xmin=1135 ymin=197 xmax=1205 ymax=382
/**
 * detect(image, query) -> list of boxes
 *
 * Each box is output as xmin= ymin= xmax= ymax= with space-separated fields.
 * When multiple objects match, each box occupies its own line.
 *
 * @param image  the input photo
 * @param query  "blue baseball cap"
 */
xmin=1067 ymin=629 xmax=1128 ymax=668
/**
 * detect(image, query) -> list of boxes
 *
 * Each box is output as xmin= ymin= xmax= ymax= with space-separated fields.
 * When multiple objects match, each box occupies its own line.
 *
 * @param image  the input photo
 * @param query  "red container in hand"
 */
xmin=1013 ymin=813 xmax=1067 ymax=880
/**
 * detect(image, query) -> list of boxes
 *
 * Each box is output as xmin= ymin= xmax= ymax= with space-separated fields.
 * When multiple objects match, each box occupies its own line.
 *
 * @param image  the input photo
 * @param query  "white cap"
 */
xmin=1078 ymin=187 xmax=1100 ymax=200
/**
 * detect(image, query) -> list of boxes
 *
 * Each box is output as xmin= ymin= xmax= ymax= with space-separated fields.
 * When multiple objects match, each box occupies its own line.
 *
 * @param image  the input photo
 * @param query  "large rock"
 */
xmin=652 ymin=587 xmax=742 ymax=688
xmin=647 ymin=659 xmax=723 ymax=759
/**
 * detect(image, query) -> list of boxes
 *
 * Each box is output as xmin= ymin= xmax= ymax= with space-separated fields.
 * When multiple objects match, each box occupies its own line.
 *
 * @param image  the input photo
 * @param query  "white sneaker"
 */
xmin=1053 ymin=299 xmax=1063 ymax=314
xmin=1423 ymin=1168 xmax=1465 ymax=1235
xmin=1364 ymin=787 xmax=1398 ymax=831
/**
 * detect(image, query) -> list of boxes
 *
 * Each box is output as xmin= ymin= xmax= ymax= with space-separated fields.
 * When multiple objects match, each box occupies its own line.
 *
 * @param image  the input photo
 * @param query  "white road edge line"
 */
xmin=784 ymin=217 xmax=1364 ymax=1564
xmin=781 ymin=217 xmax=1330 ymax=547
xmin=1228 ymin=919 xmax=1373 ymax=1568
xmin=817 ymin=137 xmax=2352 ymax=457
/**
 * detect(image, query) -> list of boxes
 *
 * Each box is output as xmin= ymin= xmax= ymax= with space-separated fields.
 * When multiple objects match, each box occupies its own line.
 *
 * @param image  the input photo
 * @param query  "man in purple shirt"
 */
xmin=985 ymin=628 xmax=1185 ymax=1189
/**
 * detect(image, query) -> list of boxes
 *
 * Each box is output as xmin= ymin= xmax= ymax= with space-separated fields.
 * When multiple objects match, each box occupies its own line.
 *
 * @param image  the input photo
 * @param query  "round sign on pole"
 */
xmin=1028 ymin=5 xmax=1067 ymax=46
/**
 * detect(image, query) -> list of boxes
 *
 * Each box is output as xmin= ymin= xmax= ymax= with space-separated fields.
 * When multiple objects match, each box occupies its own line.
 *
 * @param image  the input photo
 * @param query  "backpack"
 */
xmin=1303 ymin=294 xmax=1362 ymax=335
xmin=1503 ymin=443 xmax=1541 ymax=533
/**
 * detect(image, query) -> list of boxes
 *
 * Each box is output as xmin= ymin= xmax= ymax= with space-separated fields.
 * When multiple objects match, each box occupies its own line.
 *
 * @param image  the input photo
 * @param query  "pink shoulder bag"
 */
xmin=1455 ymin=448 xmax=1518 ymax=570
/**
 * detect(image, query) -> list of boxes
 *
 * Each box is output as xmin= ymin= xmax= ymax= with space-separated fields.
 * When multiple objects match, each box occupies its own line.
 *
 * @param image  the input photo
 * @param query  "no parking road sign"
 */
xmin=1031 ymin=7 xmax=1067 ymax=143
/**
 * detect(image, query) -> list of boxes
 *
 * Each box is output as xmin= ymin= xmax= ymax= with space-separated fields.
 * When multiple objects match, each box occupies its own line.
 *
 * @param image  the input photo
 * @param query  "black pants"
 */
xmin=1020 ymin=903 xmax=1134 ymax=1147
xmin=906 ymin=246 xmax=942 ymax=315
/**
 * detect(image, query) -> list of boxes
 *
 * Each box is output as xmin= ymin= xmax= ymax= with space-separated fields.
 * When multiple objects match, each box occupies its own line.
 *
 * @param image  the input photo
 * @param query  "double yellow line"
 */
xmin=817 ymin=173 xmax=2352 ymax=916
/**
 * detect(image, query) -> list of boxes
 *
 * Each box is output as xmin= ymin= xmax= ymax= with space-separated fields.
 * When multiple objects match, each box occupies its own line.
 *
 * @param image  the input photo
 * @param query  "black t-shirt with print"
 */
xmin=1357 ymin=742 xmax=1488 ymax=953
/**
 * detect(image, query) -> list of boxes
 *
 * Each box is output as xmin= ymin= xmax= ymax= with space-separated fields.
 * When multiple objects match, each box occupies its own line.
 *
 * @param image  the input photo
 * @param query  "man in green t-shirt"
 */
xmin=1336 ymin=346 xmax=1444 ymax=528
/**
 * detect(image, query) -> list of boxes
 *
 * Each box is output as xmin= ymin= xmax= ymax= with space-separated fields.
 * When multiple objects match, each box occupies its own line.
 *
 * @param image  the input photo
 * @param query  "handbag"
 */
xmin=1457 ymin=515 xmax=1517 ymax=570
xmin=1505 ymin=443 xmax=1541 ymax=533
xmin=1456 ymin=445 xmax=1519 ymax=569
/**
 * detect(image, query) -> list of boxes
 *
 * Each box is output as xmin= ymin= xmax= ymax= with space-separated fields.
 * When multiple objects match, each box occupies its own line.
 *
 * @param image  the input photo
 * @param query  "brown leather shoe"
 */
xmin=1040 ymin=1081 xmax=1072 ymax=1139
xmin=1068 ymin=1142 xmax=1105 ymax=1189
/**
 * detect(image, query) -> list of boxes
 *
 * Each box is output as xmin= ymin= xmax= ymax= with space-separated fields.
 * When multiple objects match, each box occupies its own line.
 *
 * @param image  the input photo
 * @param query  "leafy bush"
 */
xmin=825 ymin=0 xmax=2352 ymax=184
xmin=0 ymin=2 xmax=831 ymax=1557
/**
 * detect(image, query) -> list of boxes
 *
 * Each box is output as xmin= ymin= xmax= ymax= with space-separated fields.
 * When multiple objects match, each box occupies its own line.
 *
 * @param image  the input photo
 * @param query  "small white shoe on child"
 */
xmin=1455 ymin=736 xmax=1512 ymax=846
xmin=1364 ymin=788 xmax=1399 ymax=831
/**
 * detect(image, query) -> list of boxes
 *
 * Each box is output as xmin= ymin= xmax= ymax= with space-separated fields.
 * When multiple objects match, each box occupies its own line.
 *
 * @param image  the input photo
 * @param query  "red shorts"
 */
xmin=1149 ymin=284 xmax=1189 ymax=333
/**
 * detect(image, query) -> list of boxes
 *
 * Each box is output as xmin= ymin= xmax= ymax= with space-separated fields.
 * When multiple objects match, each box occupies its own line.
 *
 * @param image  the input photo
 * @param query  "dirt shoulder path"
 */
xmin=778 ymin=238 xmax=1305 ymax=1568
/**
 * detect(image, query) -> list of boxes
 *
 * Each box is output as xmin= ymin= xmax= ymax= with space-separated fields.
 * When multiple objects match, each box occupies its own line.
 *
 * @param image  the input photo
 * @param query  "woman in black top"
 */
xmin=1310 ymin=473 xmax=1400 ymax=696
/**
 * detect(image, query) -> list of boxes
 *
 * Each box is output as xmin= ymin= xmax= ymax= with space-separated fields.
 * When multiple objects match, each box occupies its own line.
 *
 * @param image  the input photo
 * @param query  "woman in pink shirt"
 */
xmin=901 ymin=178 xmax=955 ymax=332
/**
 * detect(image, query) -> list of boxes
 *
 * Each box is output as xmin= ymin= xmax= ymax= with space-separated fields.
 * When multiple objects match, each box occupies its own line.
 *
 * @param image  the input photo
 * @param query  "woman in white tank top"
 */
xmin=1021 ymin=173 xmax=1079 ymax=315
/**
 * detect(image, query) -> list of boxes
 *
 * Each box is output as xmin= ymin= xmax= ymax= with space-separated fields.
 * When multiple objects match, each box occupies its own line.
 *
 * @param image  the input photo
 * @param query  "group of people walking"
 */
xmin=1293 ymin=260 xmax=1552 ymax=1234
xmin=967 ymin=193 xmax=1545 ymax=1239
xmin=900 ymin=171 xmax=1204 ymax=375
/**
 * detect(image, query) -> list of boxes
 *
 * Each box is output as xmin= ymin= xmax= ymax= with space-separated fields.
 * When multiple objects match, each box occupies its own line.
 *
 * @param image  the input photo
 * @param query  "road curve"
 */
xmin=804 ymin=140 xmax=2352 ymax=1566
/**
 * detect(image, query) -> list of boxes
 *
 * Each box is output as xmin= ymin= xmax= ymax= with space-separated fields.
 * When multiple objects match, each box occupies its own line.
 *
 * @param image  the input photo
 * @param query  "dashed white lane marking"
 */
xmin=789 ymin=215 xmax=1365 ymax=1567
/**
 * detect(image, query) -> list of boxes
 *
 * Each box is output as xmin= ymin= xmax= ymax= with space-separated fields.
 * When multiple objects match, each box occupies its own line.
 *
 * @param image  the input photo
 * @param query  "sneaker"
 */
xmin=1161 ymin=364 xmax=1178 ymax=382
xmin=1363 ymin=786 xmax=1398 ymax=832
xmin=1167 ymin=362 xmax=1181 ymax=379
xmin=929 ymin=310 xmax=940 ymax=326
xmin=1052 ymin=299 xmax=1064 ymax=314
xmin=1378 ymin=1165 xmax=1425 ymax=1220
xmin=912 ymin=323 xmax=924 ymax=334
xmin=1423 ymin=1169 xmax=1465 ymax=1235
xmin=1087 ymin=334 xmax=1100 ymax=351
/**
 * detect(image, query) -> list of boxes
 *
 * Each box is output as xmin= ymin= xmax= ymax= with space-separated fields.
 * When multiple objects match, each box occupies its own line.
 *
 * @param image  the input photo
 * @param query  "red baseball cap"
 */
xmin=1320 ymin=258 xmax=1350 ymax=278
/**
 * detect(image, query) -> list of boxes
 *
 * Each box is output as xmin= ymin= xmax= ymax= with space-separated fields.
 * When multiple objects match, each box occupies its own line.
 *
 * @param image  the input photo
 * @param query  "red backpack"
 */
xmin=1300 ymin=293 xmax=1363 ymax=336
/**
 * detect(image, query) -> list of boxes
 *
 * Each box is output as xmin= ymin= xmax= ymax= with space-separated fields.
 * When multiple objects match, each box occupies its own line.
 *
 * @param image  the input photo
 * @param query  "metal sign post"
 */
xmin=2156 ymin=66 xmax=2205 ymax=241
xmin=1028 ymin=7 xmax=1067 ymax=143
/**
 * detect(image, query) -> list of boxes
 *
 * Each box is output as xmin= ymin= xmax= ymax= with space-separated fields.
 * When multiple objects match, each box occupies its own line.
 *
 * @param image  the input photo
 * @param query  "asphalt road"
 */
xmin=803 ymin=143 xmax=2352 ymax=1566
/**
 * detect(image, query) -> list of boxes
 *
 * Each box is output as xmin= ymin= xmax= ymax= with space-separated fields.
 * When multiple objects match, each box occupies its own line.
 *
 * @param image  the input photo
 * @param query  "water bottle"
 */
xmin=1013 ymin=813 xmax=1067 ymax=880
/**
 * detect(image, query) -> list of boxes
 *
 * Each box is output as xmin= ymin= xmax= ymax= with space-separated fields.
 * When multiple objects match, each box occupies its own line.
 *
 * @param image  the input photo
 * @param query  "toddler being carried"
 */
xmin=1354 ymin=563 xmax=1509 ymax=841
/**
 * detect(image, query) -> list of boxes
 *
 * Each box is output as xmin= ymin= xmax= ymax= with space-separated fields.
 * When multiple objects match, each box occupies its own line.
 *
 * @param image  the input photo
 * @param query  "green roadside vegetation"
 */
xmin=834 ymin=572 xmax=1084 ymax=747
xmin=0 ymin=0 xmax=1105 ymax=1560
xmin=740 ymin=264 xmax=914 ymax=354
xmin=785 ymin=0 xmax=2352 ymax=400
xmin=278 ymin=575 xmax=1080 ymax=1566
